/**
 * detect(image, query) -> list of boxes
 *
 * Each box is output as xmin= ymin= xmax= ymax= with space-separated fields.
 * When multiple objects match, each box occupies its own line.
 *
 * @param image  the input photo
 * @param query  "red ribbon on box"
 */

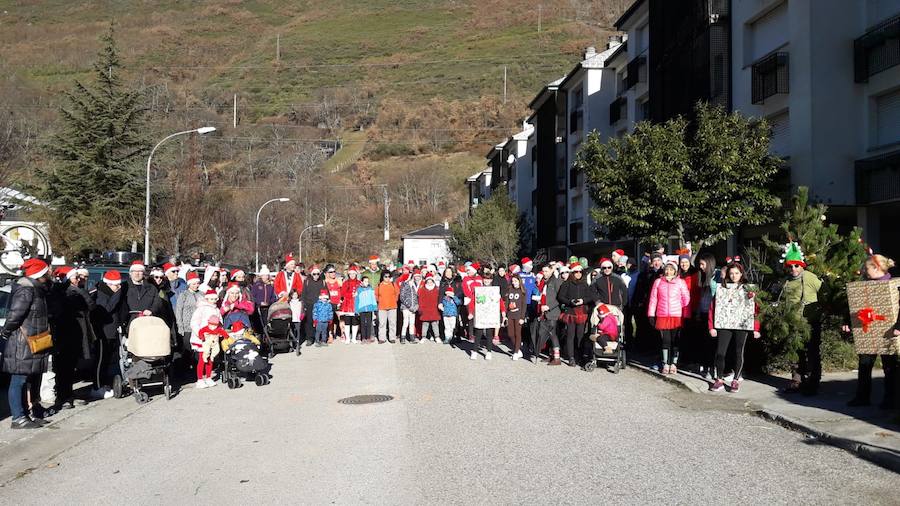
xmin=856 ymin=307 xmax=886 ymax=333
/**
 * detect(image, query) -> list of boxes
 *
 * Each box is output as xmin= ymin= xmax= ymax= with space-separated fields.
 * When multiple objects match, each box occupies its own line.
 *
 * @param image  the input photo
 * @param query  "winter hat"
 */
xmin=230 ymin=268 xmax=244 ymax=280
xmin=149 ymin=266 xmax=164 ymax=277
xmin=368 ymin=255 xmax=380 ymax=263
xmin=163 ymin=262 xmax=177 ymax=274
xmin=207 ymin=314 xmax=221 ymax=325
xmin=102 ymin=270 xmax=122 ymax=285
xmin=53 ymin=266 xmax=73 ymax=280
xmin=284 ymin=253 xmax=295 ymax=264
xmin=22 ymin=258 xmax=49 ymax=279
xmin=678 ymin=254 xmax=691 ymax=262
xmin=444 ymin=288 xmax=455 ymax=295
xmin=559 ymin=265 xmax=571 ymax=274
xmin=521 ymin=257 xmax=533 ymax=267
xmin=509 ymin=264 xmax=521 ymax=274
xmin=226 ymin=282 xmax=241 ymax=294
xmin=665 ymin=259 xmax=679 ymax=271
xmin=318 ymin=289 xmax=329 ymax=298
xmin=599 ymin=258 xmax=613 ymax=268
xmin=230 ymin=321 xmax=245 ymax=332
xmin=613 ymin=249 xmax=625 ymax=257
xmin=129 ymin=260 xmax=146 ymax=272
xmin=186 ymin=271 xmax=200 ymax=284
xmin=569 ymin=262 xmax=583 ymax=272
xmin=257 ymin=264 xmax=271 ymax=276
xmin=782 ymin=242 xmax=806 ymax=268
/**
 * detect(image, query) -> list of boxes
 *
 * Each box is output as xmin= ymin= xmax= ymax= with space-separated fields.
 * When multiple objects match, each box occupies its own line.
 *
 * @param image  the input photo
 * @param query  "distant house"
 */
xmin=401 ymin=223 xmax=452 ymax=266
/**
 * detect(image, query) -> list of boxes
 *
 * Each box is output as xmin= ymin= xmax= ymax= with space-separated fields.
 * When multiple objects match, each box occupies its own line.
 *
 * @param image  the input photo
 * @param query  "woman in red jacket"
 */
xmin=648 ymin=260 xmax=691 ymax=374
xmin=708 ymin=262 xmax=760 ymax=392
xmin=417 ymin=275 xmax=441 ymax=341
xmin=339 ymin=266 xmax=362 ymax=343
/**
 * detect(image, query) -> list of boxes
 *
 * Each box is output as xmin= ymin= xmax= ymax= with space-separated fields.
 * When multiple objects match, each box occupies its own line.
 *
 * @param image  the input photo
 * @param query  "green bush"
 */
xmin=367 ymin=143 xmax=416 ymax=160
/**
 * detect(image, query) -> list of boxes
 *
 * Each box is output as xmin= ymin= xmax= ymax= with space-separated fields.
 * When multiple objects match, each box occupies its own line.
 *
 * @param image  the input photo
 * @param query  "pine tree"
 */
xmin=449 ymin=193 xmax=520 ymax=265
xmin=36 ymin=25 xmax=148 ymax=254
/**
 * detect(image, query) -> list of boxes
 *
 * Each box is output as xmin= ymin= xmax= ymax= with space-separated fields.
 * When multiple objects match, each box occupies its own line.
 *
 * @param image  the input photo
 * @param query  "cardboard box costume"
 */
xmin=846 ymin=279 xmax=900 ymax=355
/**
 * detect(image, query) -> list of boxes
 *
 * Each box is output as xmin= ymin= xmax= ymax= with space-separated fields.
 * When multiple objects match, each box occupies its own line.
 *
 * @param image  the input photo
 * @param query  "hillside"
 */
xmin=0 ymin=0 xmax=625 ymax=262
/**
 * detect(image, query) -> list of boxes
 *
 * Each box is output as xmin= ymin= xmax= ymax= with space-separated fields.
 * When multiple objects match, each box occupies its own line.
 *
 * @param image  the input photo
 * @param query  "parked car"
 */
xmin=0 ymin=281 xmax=11 ymax=328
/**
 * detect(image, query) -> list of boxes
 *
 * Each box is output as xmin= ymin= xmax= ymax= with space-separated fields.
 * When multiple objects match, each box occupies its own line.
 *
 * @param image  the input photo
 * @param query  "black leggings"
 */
xmin=855 ymin=354 xmax=897 ymax=404
xmin=473 ymin=328 xmax=495 ymax=353
xmin=533 ymin=319 xmax=560 ymax=358
xmin=360 ymin=312 xmax=373 ymax=340
xmin=660 ymin=328 xmax=680 ymax=365
xmin=715 ymin=329 xmax=748 ymax=379
xmin=565 ymin=322 xmax=585 ymax=362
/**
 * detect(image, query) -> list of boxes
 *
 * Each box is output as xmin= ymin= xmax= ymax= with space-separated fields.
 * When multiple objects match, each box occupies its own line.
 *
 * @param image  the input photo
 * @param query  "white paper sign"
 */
xmin=713 ymin=285 xmax=755 ymax=331
xmin=474 ymin=286 xmax=502 ymax=329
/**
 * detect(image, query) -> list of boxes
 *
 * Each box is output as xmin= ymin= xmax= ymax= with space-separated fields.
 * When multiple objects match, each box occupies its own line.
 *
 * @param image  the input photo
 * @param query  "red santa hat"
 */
xmin=230 ymin=321 xmax=245 ymax=332
xmin=368 ymin=255 xmax=380 ymax=262
xmin=569 ymin=262 xmax=583 ymax=272
xmin=437 ymin=261 xmax=446 ymax=268
xmin=284 ymin=253 xmax=295 ymax=264
xmin=102 ymin=270 xmax=122 ymax=285
xmin=186 ymin=270 xmax=200 ymax=283
xmin=319 ymin=289 xmax=329 ymax=297
xmin=163 ymin=262 xmax=177 ymax=274
xmin=230 ymin=268 xmax=244 ymax=280
xmin=444 ymin=288 xmax=455 ymax=295
xmin=599 ymin=258 xmax=614 ymax=267
xmin=470 ymin=262 xmax=481 ymax=271
xmin=204 ymin=288 xmax=219 ymax=297
xmin=53 ymin=266 xmax=73 ymax=280
xmin=509 ymin=264 xmax=521 ymax=274
xmin=520 ymin=257 xmax=533 ymax=266
xmin=348 ymin=265 xmax=359 ymax=274
xmin=457 ymin=265 xmax=467 ymax=275
xmin=597 ymin=304 xmax=610 ymax=315
xmin=22 ymin=258 xmax=49 ymax=279
xmin=613 ymin=249 xmax=625 ymax=257
xmin=226 ymin=282 xmax=241 ymax=293
xmin=129 ymin=260 xmax=145 ymax=272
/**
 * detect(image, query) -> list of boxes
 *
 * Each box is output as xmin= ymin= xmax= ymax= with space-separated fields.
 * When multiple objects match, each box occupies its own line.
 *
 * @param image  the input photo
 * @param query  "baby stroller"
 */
xmin=113 ymin=316 xmax=173 ymax=403
xmin=263 ymin=300 xmax=296 ymax=358
xmin=584 ymin=304 xmax=627 ymax=373
xmin=220 ymin=328 xmax=271 ymax=388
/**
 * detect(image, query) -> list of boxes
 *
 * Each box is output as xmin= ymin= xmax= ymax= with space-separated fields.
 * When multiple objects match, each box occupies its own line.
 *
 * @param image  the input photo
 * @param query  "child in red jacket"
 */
xmin=193 ymin=314 xmax=229 ymax=388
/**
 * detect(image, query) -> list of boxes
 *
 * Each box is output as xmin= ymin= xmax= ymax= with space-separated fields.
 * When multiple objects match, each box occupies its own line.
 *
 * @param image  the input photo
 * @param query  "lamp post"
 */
xmin=298 ymin=223 xmax=324 ymax=263
xmin=144 ymin=126 xmax=216 ymax=263
xmin=255 ymin=197 xmax=291 ymax=273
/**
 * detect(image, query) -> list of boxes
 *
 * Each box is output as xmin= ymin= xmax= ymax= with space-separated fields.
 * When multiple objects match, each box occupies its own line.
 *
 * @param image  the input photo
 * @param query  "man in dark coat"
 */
xmin=1 ymin=258 xmax=53 ymax=429
xmin=632 ymin=253 xmax=664 ymax=353
xmin=91 ymin=270 xmax=125 ymax=390
xmin=299 ymin=264 xmax=325 ymax=346
xmin=54 ymin=267 xmax=96 ymax=409
xmin=591 ymin=257 xmax=628 ymax=308
xmin=125 ymin=261 xmax=164 ymax=321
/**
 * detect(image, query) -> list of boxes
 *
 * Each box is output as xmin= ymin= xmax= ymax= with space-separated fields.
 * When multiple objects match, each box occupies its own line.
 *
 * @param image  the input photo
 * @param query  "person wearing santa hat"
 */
xmin=339 ymin=266 xmax=362 ymax=343
xmin=417 ymin=274 xmax=441 ymax=342
xmin=250 ymin=265 xmax=276 ymax=333
xmin=399 ymin=269 xmax=422 ymax=343
xmin=557 ymin=262 xmax=595 ymax=367
xmin=125 ymin=260 xmax=164 ymax=322
xmin=2 ymin=258 xmax=52 ymax=428
xmin=191 ymin=314 xmax=229 ymax=388
xmin=189 ymin=288 xmax=221 ymax=366
xmin=91 ymin=270 xmax=125 ymax=392
xmin=274 ymin=254 xmax=303 ymax=299
xmin=54 ymin=261 xmax=97 ymax=409
xmin=229 ymin=268 xmax=254 ymax=304
xmin=322 ymin=265 xmax=343 ymax=343
xmin=174 ymin=270 xmax=203 ymax=368
xmin=591 ymin=258 xmax=628 ymax=309
xmin=221 ymin=282 xmax=254 ymax=330
xmin=518 ymin=257 xmax=540 ymax=357
xmin=299 ymin=264 xmax=326 ymax=346
xmin=163 ymin=262 xmax=185 ymax=308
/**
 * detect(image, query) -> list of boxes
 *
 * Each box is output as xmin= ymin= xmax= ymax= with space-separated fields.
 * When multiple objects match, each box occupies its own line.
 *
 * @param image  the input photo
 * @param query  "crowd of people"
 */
xmin=2 ymin=245 xmax=898 ymax=430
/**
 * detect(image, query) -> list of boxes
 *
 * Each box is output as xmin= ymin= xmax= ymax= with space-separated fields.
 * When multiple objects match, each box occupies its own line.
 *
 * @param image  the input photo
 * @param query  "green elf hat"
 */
xmin=782 ymin=242 xmax=806 ymax=268
xmin=568 ymin=255 xmax=579 ymax=265
xmin=579 ymin=257 xmax=589 ymax=269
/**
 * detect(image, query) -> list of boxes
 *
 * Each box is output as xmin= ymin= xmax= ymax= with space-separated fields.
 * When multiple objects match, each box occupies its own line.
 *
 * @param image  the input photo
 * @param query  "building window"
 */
xmin=636 ymin=98 xmax=649 ymax=122
xmin=569 ymin=109 xmax=583 ymax=134
xmin=610 ymin=96 xmax=627 ymax=125
xmin=855 ymin=13 xmax=900 ymax=83
xmin=875 ymin=89 xmax=900 ymax=148
xmin=768 ymin=111 xmax=790 ymax=157
xmin=568 ymin=221 xmax=584 ymax=244
xmin=531 ymin=146 xmax=537 ymax=178
xmin=752 ymin=52 xmax=789 ymax=104
xmin=616 ymin=71 xmax=627 ymax=96
xmin=625 ymin=54 xmax=647 ymax=90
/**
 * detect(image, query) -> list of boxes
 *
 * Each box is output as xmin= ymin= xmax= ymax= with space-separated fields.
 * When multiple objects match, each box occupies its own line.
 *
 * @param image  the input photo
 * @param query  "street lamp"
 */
xmin=298 ymin=223 xmax=324 ymax=263
xmin=144 ymin=126 xmax=216 ymax=263
xmin=255 ymin=197 xmax=291 ymax=273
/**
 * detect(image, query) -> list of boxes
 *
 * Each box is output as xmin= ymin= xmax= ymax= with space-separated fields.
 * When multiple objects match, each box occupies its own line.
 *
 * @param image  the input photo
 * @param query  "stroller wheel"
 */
xmin=263 ymin=375 xmax=271 ymax=385
xmin=227 ymin=378 xmax=238 ymax=389
xmin=134 ymin=390 xmax=150 ymax=404
xmin=584 ymin=361 xmax=596 ymax=372
xmin=112 ymin=375 xmax=124 ymax=399
xmin=255 ymin=374 xmax=266 ymax=386
xmin=164 ymin=384 xmax=173 ymax=400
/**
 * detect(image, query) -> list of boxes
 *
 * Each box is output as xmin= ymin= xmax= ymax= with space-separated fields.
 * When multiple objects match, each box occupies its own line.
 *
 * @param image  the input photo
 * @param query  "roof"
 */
xmin=604 ymin=40 xmax=628 ymax=67
xmin=614 ymin=0 xmax=647 ymax=30
xmin=0 ymin=187 xmax=45 ymax=207
xmin=527 ymin=77 xmax=565 ymax=110
xmin=401 ymin=224 xmax=452 ymax=240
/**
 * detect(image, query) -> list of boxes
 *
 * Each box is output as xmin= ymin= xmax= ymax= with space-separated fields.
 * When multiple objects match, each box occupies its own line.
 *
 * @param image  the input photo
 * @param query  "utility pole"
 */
xmin=503 ymin=65 xmax=508 ymax=104
xmin=382 ymin=185 xmax=390 ymax=242
xmin=538 ymin=5 xmax=542 ymax=33
xmin=276 ymin=34 xmax=281 ymax=63
xmin=233 ymin=94 xmax=237 ymax=128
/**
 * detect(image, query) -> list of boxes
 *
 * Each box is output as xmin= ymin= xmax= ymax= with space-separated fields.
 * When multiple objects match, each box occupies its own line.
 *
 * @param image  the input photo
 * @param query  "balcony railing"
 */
xmin=609 ymin=96 xmax=627 ymax=125
xmin=854 ymin=13 xmax=900 ymax=83
xmin=625 ymin=55 xmax=647 ymax=90
xmin=752 ymin=52 xmax=789 ymax=104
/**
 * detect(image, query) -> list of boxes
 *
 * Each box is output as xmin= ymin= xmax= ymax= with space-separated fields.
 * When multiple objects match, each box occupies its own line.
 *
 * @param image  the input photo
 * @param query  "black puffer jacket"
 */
xmin=57 ymin=283 xmax=97 ymax=361
xmin=92 ymin=282 xmax=124 ymax=341
xmin=557 ymin=278 xmax=595 ymax=315
xmin=125 ymin=280 xmax=164 ymax=321
xmin=2 ymin=277 xmax=51 ymax=375
xmin=300 ymin=276 xmax=325 ymax=314
xmin=591 ymin=274 xmax=628 ymax=308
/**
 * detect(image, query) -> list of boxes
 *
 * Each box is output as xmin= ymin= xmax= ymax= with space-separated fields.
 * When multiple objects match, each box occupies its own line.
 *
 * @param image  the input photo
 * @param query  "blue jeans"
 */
xmin=6 ymin=374 xmax=41 ymax=420
xmin=315 ymin=323 xmax=330 ymax=343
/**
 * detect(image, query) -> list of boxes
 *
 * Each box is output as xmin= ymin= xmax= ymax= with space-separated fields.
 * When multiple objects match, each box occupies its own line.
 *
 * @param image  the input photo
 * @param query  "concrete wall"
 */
xmin=401 ymin=237 xmax=451 ymax=266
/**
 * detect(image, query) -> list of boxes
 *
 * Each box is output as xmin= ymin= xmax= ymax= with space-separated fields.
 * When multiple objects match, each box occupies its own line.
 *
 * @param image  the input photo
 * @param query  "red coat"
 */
xmin=417 ymin=284 xmax=441 ymax=321
xmin=274 ymin=271 xmax=303 ymax=298
xmin=339 ymin=278 xmax=360 ymax=314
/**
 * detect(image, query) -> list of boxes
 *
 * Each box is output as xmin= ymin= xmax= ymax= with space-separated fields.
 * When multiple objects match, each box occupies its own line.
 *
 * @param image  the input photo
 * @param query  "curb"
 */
xmin=755 ymin=409 xmax=900 ymax=474
xmin=627 ymin=356 xmax=900 ymax=473
xmin=625 ymin=359 xmax=704 ymax=393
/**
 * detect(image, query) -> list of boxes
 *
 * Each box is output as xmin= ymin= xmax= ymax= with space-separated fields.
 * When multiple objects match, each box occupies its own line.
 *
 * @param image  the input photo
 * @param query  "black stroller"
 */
xmin=220 ymin=330 xmax=271 ymax=388
xmin=113 ymin=316 xmax=173 ymax=403
xmin=584 ymin=305 xmax=627 ymax=373
xmin=263 ymin=300 xmax=296 ymax=358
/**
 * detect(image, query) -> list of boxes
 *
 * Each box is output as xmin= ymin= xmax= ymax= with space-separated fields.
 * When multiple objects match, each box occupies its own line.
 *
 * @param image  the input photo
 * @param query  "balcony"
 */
xmin=625 ymin=55 xmax=647 ymax=90
xmin=609 ymin=96 xmax=627 ymax=125
xmin=856 ymin=151 xmax=900 ymax=204
xmin=752 ymin=52 xmax=789 ymax=104
xmin=854 ymin=14 xmax=900 ymax=83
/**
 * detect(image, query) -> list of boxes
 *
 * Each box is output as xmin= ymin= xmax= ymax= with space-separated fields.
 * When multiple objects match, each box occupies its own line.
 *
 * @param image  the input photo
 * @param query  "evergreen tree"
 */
xmin=449 ymin=193 xmax=520 ymax=265
xmin=36 ymin=25 xmax=148 ymax=254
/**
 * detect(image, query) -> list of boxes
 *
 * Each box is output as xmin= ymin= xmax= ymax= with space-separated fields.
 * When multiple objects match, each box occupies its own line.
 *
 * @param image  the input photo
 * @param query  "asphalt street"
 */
xmin=0 ymin=340 xmax=896 ymax=505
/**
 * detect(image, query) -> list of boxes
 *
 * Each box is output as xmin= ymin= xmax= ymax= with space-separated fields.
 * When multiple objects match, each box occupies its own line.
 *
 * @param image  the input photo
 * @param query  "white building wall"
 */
xmin=402 ymin=237 xmax=451 ymax=266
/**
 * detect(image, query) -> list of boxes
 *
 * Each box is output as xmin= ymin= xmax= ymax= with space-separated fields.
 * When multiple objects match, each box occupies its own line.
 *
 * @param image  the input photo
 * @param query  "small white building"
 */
xmin=401 ymin=223 xmax=452 ymax=266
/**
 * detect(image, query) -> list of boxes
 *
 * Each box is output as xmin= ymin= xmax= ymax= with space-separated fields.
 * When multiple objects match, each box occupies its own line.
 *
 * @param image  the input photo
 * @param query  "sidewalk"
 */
xmin=627 ymin=354 xmax=900 ymax=473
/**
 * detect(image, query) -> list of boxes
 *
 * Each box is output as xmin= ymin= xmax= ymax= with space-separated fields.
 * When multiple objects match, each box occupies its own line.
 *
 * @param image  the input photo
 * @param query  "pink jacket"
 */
xmin=647 ymin=276 xmax=691 ymax=318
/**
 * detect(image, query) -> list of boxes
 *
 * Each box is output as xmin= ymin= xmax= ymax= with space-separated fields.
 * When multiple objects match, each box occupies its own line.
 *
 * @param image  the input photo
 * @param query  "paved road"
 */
xmin=0 ymin=341 xmax=896 ymax=505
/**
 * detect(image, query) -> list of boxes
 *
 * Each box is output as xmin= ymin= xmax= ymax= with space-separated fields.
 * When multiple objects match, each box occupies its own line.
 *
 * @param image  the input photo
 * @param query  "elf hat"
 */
xmin=22 ymin=258 xmax=49 ymax=279
xmin=102 ymin=270 xmax=122 ymax=285
xmin=782 ymin=242 xmax=807 ymax=268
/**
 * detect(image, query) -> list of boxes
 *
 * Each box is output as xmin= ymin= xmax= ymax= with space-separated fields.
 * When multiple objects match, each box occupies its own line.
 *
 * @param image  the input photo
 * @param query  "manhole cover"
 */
xmin=338 ymin=394 xmax=394 ymax=405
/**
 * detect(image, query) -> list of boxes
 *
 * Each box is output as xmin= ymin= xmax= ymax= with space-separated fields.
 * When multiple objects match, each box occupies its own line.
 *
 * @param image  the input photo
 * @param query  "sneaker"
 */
xmin=195 ymin=381 xmax=208 ymax=389
xmin=470 ymin=351 xmax=479 ymax=360
xmin=723 ymin=373 xmax=735 ymax=382
xmin=29 ymin=416 xmax=49 ymax=427
xmin=729 ymin=380 xmax=740 ymax=393
xmin=485 ymin=352 xmax=492 ymax=361
xmin=661 ymin=365 xmax=670 ymax=375
xmin=709 ymin=380 xmax=725 ymax=392
xmin=703 ymin=372 xmax=713 ymax=381
xmin=670 ymin=365 xmax=677 ymax=374
xmin=511 ymin=352 xmax=519 ymax=361
xmin=10 ymin=416 xmax=40 ymax=429
xmin=205 ymin=378 xmax=217 ymax=387
xmin=548 ymin=357 xmax=561 ymax=366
